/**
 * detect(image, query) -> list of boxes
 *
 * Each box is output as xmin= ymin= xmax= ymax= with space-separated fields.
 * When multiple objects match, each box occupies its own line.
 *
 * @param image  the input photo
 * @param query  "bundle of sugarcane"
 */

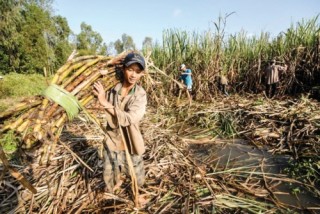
xmin=0 ymin=52 xmax=130 ymax=149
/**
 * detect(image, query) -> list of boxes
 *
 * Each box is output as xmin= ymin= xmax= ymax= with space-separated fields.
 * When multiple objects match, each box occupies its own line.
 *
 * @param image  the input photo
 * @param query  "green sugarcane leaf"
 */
xmin=43 ymin=84 xmax=81 ymax=120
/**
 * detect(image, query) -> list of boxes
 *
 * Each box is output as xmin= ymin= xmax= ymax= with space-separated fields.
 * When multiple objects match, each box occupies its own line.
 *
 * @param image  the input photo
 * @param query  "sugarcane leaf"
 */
xmin=43 ymin=84 xmax=81 ymax=120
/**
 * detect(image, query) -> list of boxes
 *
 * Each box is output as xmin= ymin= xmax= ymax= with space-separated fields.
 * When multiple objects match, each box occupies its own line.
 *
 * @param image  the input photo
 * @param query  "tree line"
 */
xmin=0 ymin=0 xmax=152 ymax=75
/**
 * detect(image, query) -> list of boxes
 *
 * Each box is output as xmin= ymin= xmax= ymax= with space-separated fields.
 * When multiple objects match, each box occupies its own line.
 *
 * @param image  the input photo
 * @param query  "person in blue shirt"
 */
xmin=179 ymin=63 xmax=193 ymax=93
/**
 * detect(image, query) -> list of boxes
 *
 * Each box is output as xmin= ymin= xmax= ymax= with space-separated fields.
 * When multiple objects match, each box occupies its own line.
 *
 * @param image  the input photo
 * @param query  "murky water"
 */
xmin=189 ymin=139 xmax=320 ymax=211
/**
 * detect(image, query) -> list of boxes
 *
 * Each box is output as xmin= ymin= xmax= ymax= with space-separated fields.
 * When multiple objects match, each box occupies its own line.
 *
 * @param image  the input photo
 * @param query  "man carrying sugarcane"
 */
xmin=264 ymin=59 xmax=288 ymax=98
xmin=93 ymin=52 xmax=147 ymax=194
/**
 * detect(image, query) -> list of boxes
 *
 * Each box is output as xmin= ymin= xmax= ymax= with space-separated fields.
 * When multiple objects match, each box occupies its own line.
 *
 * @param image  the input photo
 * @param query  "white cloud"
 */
xmin=173 ymin=9 xmax=182 ymax=17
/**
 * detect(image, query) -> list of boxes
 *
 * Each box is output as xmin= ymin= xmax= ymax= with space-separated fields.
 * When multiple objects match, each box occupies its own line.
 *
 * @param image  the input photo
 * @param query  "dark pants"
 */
xmin=218 ymin=84 xmax=229 ymax=96
xmin=103 ymin=146 xmax=145 ymax=193
xmin=266 ymin=83 xmax=278 ymax=98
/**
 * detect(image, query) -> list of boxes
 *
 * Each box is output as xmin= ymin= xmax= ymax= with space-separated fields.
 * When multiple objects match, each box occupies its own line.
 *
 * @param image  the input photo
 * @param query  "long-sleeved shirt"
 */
xmin=104 ymin=83 xmax=147 ymax=155
xmin=265 ymin=64 xmax=287 ymax=84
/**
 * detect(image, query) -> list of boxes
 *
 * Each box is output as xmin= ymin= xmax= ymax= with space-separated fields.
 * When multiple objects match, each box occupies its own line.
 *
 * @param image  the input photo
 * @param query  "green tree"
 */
xmin=114 ymin=39 xmax=124 ymax=54
xmin=122 ymin=33 xmax=136 ymax=51
xmin=0 ymin=0 xmax=22 ymax=73
xmin=18 ymin=2 xmax=55 ymax=73
xmin=113 ymin=33 xmax=136 ymax=54
xmin=0 ymin=0 xmax=77 ymax=74
xmin=76 ymin=22 xmax=107 ymax=55
xmin=142 ymin=36 xmax=153 ymax=52
xmin=52 ymin=15 xmax=73 ymax=69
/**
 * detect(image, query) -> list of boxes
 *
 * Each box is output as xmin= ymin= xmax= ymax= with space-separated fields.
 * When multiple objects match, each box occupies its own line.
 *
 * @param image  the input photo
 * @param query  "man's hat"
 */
xmin=180 ymin=64 xmax=186 ymax=69
xmin=123 ymin=53 xmax=145 ymax=70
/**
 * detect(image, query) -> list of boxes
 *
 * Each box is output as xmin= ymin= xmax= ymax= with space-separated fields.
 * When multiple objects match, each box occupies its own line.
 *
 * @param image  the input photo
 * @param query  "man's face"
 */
xmin=124 ymin=63 xmax=144 ymax=85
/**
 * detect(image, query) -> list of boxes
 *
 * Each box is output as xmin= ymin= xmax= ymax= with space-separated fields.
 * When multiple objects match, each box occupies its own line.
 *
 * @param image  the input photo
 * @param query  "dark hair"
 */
xmin=115 ymin=66 xmax=124 ymax=82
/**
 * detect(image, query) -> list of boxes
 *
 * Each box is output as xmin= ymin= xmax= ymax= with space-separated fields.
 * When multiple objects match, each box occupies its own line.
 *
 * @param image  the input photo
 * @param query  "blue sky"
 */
xmin=53 ymin=0 xmax=319 ymax=49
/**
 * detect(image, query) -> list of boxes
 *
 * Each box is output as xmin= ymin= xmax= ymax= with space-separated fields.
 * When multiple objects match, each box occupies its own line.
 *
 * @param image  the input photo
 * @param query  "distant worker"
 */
xmin=215 ymin=74 xmax=229 ymax=96
xmin=0 ymin=75 xmax=3 ymax=80
xmin=264 ymin=59 xmax=288 ymax=98
xmin=179 ymin=63 xmax=193 ymax=94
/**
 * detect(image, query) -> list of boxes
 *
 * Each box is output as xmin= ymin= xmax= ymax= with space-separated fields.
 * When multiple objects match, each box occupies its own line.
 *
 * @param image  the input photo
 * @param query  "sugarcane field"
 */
xmin=1 ymin=2 xmax=320 ymax=213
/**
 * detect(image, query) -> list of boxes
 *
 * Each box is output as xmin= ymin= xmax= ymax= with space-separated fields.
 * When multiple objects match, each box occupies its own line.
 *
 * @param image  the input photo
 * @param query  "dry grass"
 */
xmin=1 ymin=94 xmax=319 ymax=213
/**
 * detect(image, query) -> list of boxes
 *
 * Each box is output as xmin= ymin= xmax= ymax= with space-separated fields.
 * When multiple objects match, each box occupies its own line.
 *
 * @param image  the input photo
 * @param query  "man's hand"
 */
xmin=93 ymin=81 xmax=112 ymax=108
xmin=99 ymin=69 xmax=108 ymax=75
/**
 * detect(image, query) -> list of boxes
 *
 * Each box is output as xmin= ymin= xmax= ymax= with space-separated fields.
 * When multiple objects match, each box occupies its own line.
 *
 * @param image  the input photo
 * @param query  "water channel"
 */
xmin=188 ymin=139 xmax=320 ymax=211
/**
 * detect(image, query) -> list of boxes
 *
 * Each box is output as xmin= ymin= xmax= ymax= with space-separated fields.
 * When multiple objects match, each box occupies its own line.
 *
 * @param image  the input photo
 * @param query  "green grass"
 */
xmin=0 ymin=130 xmax=20 ymax=154
xmin=0 ymin=73 xmax=50 ymax=156
xmin=0 ymin=73 xmax=49 ymax=111
xmin=0 ymin=73 xmax=49 ymax=99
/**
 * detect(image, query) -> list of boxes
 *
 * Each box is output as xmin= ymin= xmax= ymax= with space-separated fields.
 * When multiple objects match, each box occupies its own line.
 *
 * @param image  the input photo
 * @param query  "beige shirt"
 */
xmin=215 ymin=75 xmax=228 ymax=85
xmin=104 ymin=83 xmax=147 ymax=155
xmin=265 ymin=64 xmax=287 ymax=84
xmin=220 ymin=75 xmax=228 ymax=85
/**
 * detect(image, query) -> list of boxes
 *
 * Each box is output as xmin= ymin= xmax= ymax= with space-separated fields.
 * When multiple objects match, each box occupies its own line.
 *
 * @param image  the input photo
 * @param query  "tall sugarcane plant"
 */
xmin=148 ymin=15 xmax=320 ymax=100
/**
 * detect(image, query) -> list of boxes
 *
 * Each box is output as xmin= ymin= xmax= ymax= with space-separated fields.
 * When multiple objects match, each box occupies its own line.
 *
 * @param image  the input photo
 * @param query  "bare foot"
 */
xmin=137 ymin=194 xmax=151 ymax=207
xmin=112 ymin=179 xmax=124 ymax=192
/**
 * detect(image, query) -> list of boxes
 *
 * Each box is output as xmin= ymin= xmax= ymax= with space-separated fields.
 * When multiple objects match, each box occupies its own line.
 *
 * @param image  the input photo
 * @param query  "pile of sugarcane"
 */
xmin=0 ymin=52 xmax=127 ymax=195
xmin=0 ymin=53 xmax=130 ymax=149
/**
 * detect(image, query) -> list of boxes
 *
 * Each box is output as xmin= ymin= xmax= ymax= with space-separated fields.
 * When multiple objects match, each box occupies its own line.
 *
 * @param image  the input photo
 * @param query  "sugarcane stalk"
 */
xmin=51 ymin=58 xmax=95 ymax=85
xmin=45 ymin=66 xmax=101 ymax=122
xmin=80 ymin=72 xmax=117 ymax=95
xmin=59 ymin=57 xmax=104 ymax=85
xmin=46 ymin=126 xmax=62 ymax=165
xmin=22 ymin=137 xmax=33 ymax=149
xmin=51 ymin=107 xmax=65 ymax=119
xmin=1 ymin=117 xmax=25 ymax=133
xmin=71 ymin=70 xmax=102 ymax=95
xmin=80 ymin=94 xmax=95 ymax=106
xmin=61 ymin=58 xmax=107 ymax=87
xmin=51 ymin=63 xmax=72 ymax=83
xmin=0 ymin=99 xmax=42 ymax=120
xmin=16 ymin=120 xmax=30 ymax=133
xmin=43 ymin=103 xmax=60 ymax=120
xmin=0 ymin=147 xmax=37 ymax=194
xmin=63 ymin=55 xmax=104 ymax=68
xmin=39 ymin=143 xmax=49 ymax=165
xmin=54 ymin=55 xmax=101 ymax=75
xmin=63 ymin=63 xmax=106 ymax=92
xmin=53 ymin=114 xmax=67 ymax=130
xmin=64 ymin=75 xmax=87 ymax=92
xmin=46 ymin=71 xmax=101 ymax=127
xmin=0 ymin=107 xmax=36 ymax=133
xmin=35 ymin=99 xmax=49 ymax=123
